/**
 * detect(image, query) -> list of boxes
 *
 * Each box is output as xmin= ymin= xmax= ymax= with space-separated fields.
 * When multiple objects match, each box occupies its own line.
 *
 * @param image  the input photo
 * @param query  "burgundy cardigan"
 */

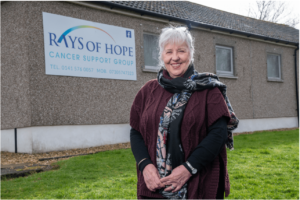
xmin=130 ymin=71 xmax=231 ymax=199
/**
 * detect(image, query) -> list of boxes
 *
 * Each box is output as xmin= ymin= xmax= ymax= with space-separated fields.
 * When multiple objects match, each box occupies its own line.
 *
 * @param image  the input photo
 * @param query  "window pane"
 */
xmin=216 ymin=47 xmax=232 ymax=72
xmin=267 ymin=54 xmax=280 ymax=78
xmin=143 ymin=34 xmax=159 ymax=67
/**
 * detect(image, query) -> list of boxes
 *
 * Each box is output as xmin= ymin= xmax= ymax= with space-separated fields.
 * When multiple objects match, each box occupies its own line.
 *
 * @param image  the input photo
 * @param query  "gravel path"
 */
xmin=1 ymin=142 xmax=131 ymax=167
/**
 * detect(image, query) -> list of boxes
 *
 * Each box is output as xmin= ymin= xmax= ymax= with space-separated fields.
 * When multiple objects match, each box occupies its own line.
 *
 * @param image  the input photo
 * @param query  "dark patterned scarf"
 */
xmin=156 ymin=64 xmax=239 ymax=199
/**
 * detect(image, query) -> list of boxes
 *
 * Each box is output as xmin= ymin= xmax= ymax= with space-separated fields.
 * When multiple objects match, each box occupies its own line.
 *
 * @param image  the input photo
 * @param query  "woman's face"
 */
xmin=162 ymin=42 xmax=190 ymax=78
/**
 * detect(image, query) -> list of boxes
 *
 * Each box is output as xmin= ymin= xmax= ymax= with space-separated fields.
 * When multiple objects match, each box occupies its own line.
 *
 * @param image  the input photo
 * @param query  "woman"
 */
xmin=130 ymin=26 xmax=238 ymax=199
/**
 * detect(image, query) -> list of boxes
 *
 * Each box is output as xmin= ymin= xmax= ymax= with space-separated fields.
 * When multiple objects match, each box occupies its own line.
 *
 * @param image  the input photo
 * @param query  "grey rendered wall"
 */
xmin=251 ymin=41 xmax=297 ymax=118
xmin=1 ymin=1 xmax=297 ymax=130
xmin=1 ymin=2 xmax=32 ymax=129
xmin=191 ymin=32 xmax=255 ymax=120
xmin=191 ymin=31 xmax=297 ymax=119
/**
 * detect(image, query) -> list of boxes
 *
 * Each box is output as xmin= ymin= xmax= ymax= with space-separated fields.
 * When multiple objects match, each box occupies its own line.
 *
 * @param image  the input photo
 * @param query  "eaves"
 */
xmin=70 ymin=1 xmax=299 ymax=48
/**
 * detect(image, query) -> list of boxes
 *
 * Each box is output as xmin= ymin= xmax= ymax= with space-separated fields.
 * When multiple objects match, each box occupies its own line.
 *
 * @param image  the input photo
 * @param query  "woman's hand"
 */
xmin=143 ymin=164 xmax=165 ymax=192
xmin=160 ymin=165 xmax=192 ymax=193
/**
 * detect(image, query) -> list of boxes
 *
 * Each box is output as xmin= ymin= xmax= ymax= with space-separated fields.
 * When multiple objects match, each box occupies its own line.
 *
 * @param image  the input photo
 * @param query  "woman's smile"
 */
xmin=170 ymin=63 xmax=182 ymax=68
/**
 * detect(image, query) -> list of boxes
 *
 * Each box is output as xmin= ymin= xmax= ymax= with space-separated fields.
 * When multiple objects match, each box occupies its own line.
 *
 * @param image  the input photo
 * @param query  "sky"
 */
xmin=187 ymin=0 xmax=300 ymax=29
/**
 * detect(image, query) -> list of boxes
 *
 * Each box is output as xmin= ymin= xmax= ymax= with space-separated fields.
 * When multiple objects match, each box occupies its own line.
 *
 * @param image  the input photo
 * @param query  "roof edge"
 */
xmin=96 ymin=1 xmax=298 ymax=46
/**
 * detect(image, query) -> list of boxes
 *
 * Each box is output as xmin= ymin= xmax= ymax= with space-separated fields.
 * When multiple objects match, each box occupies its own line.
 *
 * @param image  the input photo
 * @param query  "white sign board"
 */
xmin=42 ymin=12 xmax=136 ymax=80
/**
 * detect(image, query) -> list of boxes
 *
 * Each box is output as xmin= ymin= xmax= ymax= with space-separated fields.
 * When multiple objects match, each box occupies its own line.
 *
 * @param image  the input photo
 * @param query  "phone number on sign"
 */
xmin=59 ymin=66 xmax=134 ymax=75
xmin=61 ymin=65 xmax=93 ymax=72
xmin=109 ymin=70 xmax=134 ymax=76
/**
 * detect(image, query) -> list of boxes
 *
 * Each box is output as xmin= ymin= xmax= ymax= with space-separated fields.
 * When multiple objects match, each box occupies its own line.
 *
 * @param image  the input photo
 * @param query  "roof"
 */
xmin=97 ymin=1 xmax=299 ymax=46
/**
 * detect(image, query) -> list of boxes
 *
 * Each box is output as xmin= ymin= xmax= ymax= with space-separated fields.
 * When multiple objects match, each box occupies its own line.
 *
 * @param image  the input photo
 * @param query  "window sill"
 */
xmin=217 ymin=74 xmax=238 ymax=79
xmin=267 ymin=78 xmax=283 ymax=83
xmin=142 ymin=66 xmax=160 ymax=73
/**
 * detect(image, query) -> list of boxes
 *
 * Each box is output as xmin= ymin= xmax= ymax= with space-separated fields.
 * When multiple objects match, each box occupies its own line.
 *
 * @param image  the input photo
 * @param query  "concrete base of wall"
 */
xmin=1 ymin=117 xmax=298 ymax=153
xmin=233 ymin=117 xmax=298 ymax=133
xmin=1 ymin=124 xmax=131 ymax=153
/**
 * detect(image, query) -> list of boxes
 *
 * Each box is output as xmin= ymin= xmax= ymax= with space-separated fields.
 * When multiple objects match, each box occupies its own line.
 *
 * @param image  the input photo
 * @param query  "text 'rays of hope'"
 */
xmin=48 ymin=33 xmax=134 ymax=66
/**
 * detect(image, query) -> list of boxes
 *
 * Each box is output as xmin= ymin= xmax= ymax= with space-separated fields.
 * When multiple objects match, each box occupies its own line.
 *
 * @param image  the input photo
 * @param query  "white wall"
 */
xmin=233 ymin=117 xmax=298 ymax=133
xmin=1 ymin=117 xmax=298 ymax=153
xmin=1 ymin=123 xmax=131 ymax=153
xmin=1 ymin=129 xmax=15 ymax=153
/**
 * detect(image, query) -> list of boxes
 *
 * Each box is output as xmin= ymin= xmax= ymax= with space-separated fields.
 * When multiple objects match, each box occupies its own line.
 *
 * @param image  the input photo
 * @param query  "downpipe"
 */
xmin=14 ymin=128 xmax=17 ymax=153
xmin=294 ymin=45 xmax=299 ymax=126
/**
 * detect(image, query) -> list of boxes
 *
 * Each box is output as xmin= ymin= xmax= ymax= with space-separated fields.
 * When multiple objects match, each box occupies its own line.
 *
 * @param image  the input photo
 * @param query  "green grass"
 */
xmin=226 ymin=129 xmax=299 ymax=199
xmin=1 ymin=149 xmax=137 ymax=199
xmin=1 ymin=129 xmax=299 ymax=199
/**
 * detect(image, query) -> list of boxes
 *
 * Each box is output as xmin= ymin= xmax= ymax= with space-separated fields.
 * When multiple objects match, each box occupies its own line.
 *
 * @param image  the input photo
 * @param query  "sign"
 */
xmin=42 ymin=12 xmax=136 ymax=80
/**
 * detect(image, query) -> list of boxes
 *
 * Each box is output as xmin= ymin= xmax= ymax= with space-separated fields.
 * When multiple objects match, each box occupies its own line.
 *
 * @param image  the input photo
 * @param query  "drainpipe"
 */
xmin=294 ymin=45 xmax=299 ymax=126
xmin=14 ymin=128 xmax=17 ymax=153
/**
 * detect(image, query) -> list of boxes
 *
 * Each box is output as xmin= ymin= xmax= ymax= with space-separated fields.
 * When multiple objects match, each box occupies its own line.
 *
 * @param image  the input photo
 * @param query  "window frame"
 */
xmin=142 ymin=32 xmax=160 ymax=73
xmin=267 ymin=53 xmax=282 ymax=81
xmin=215 ymin=45 xmax=234 ymax=77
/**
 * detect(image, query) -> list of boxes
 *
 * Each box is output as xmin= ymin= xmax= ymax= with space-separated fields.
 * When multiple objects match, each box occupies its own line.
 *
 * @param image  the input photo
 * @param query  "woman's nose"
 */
xmin=171 ymin=52 xmax=179 ymax=61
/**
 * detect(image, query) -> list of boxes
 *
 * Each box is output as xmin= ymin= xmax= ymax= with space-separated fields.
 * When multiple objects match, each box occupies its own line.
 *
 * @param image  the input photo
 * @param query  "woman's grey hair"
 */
xmin=158 ymin=26 xmax=194 ymax=68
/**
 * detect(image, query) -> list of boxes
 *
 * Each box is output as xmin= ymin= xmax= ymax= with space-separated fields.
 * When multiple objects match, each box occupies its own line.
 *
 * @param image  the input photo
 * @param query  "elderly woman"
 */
xmin=130 ymin=26 xmax=238 ymax=199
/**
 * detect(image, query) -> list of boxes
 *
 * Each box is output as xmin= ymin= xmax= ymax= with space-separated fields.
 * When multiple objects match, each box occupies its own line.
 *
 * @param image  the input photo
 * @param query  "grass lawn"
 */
xmin=1 ymin=129 xmax=299 ymax=199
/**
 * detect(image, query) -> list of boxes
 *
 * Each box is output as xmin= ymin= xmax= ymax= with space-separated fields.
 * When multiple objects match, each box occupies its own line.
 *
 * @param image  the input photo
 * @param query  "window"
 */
xmin=267 ymin=53 xmax=281 ymax=80
xmin=215 ymin=45 xmax=234 ymax=76
xmin=143 ymin=33 xmax=159 ymax=72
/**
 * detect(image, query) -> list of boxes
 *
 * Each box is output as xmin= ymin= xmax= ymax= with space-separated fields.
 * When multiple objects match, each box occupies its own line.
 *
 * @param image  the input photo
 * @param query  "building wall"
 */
xmin=192 ymin=31 xmax=255 ymax=119
xmin=1 ymin=2 xmax=32 ymax=129
xmin=192 ymin=32 xmax=297 ymax=119
xmin=251 ymin=41 xmax=297 ymax=118
xmin=1 ymin=1 xmax=298 ymax=130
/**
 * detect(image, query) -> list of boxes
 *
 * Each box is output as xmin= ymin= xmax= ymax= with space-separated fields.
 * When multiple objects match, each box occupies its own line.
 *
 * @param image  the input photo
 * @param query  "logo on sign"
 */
xmin=57 ymin=25 xmax=116 ymax=43
xmin=126 ymin=30 xmax=131 ymax=38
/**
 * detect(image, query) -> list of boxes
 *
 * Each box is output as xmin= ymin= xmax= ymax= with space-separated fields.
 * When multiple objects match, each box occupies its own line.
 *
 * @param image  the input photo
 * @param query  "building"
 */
xmin=1 ymin=1 xmax=299 ymax=153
